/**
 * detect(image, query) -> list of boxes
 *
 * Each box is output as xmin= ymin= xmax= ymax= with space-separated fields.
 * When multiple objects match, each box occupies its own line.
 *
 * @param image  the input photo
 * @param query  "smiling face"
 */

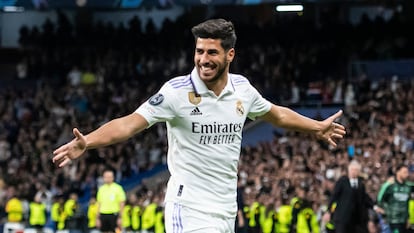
xmin=194 ymin=38 xmax=235 ymax=88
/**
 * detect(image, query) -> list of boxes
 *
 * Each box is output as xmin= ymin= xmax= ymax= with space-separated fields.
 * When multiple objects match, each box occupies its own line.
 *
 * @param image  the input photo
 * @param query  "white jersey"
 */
xmin=136 ymin=68 xmax=272 ymax=217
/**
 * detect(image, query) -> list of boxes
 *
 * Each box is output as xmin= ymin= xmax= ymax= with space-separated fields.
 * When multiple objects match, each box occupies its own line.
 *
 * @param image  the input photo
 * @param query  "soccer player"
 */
xmin=53 ymin=18 xmax=346 ymax=233
xmin=378 ymin=164 xmax=411 ymax=233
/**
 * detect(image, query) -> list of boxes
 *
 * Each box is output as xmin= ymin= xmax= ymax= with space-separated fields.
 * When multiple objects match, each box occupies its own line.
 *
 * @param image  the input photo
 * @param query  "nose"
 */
xmin=199 ymin=52 xmax=210 ymax=64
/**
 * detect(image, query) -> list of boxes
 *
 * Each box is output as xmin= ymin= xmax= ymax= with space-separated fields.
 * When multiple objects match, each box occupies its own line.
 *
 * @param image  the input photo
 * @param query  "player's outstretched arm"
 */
xmin=260 ymin=105 xmax=346 ymax=147
xmin=52 ymin=113 xmax=148 ymax=167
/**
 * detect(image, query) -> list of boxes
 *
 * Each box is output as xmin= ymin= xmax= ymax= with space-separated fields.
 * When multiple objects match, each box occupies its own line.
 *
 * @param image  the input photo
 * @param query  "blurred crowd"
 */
xmin=0 ymin=7 xmax=414 ymax=233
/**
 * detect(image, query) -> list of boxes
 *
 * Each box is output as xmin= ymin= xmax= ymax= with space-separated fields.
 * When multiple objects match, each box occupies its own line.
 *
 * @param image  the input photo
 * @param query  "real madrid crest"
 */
xmin=236 ymin=100 xmax=244 ymax=116
xmin=188 ymin=92 xmax=201 ymax=105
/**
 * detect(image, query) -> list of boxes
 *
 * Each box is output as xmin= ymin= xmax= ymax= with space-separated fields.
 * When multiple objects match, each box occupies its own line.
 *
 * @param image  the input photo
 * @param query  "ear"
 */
xmin=227 ymin=48 xmax=235 ymax=62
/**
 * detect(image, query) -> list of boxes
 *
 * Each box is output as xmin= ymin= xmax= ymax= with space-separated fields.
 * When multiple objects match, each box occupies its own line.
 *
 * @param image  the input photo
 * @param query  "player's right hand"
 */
xmin=52 ymin=128 xmax=87 ymax=167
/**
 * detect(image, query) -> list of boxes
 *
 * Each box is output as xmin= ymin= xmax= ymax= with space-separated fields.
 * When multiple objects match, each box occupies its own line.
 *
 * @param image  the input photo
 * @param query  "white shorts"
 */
xmin=164 ymin=202 xmax=235 ymax=233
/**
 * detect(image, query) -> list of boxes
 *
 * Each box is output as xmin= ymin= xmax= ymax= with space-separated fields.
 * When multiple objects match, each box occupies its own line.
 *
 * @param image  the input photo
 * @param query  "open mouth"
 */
xmin=200 ymin=65 xmax=215 ymax=76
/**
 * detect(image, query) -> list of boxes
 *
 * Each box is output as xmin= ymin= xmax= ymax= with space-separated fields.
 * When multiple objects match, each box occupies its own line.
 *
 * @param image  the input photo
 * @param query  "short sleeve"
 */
xmin=117 ymin=185 xmax=126 ymax=202
xmin=247 ymin=85 xmax=272 ymax=120
xmin=135 ymin=82 xmax=176 ymax=127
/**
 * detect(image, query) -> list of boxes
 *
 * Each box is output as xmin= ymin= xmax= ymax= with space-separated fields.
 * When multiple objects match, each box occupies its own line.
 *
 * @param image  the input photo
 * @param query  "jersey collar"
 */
xmin=190 ymin=67 xmax=235 ymax=96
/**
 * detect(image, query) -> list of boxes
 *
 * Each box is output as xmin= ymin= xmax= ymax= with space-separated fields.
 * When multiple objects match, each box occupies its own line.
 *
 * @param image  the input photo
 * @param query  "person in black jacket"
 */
xmin=323 ymin=160 xmax=383 ymax=233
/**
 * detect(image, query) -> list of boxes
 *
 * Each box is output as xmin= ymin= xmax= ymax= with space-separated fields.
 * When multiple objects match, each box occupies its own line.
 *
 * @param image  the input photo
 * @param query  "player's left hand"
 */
xmin=316 ymin=110 xmax=346 ymax=147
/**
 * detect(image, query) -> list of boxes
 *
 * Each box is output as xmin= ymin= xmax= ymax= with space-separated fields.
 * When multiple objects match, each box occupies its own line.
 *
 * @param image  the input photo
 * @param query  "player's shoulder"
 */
xmin=166 ymin=74 xmax=192 ymax=90
xmin=229 ymin=73 xmax=251 ymax=87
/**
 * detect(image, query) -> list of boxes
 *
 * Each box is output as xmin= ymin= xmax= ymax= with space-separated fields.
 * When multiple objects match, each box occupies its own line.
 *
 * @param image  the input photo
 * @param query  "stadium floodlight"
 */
xmin=3 ymin=6 xmax=24 ymax=12
xmin=276 ymin=4 xmax=303 ymax=12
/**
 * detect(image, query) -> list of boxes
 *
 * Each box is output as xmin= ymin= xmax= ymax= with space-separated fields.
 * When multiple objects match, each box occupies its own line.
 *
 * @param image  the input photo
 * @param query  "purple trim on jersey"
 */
xmin=169 ymin=76 xmax=192 ymax=88
xmin=231 ymin=75 xmax=249 ymax=85
xmin=189 ymin=75 xmax=200 ymax=96
xmin=173 ymin=203 xmax=183 ymax=233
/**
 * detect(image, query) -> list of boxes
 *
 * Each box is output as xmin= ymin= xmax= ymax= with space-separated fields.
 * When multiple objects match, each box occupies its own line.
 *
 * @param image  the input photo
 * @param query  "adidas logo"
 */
xmin=190 ymin=107 xmax=202 ymax=115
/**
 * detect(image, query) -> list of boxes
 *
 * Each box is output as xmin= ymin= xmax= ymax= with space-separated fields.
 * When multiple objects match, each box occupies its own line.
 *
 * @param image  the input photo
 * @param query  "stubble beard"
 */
xmin=202 ymin=59 xmax=229 ymax=84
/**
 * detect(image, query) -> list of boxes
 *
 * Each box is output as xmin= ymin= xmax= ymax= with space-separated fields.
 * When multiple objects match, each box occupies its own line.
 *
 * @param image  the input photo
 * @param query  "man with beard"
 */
xmin=378 ymin=164 xmax=411 ymax=233
xmin=52 ymin=18 xmax=346 ymax=233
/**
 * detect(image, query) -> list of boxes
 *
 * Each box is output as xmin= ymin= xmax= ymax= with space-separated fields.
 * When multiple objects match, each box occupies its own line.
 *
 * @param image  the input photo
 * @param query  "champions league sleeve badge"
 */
xmin=148 ymin=93 xmax=164 ymax=106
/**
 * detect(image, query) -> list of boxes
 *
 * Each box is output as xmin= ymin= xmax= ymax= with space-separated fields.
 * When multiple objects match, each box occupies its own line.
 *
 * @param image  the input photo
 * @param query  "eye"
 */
xmin=196 ymin=49 xmax=204 ymax=54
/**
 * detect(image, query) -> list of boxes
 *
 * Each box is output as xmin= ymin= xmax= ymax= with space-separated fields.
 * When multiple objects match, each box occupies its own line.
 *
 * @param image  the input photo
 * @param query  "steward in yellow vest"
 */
xmin=325 ymin=203 xmax=336 ymax=233
xmin=5 ymin=195 xmax=24 ymax=223
xmin=278 ymin=196 xmax=293 ymax=233
xmin=290 ymin=186 xmax=320 ymax=233
xmin=296 ymin=207 xmax=319 ymax=233
xmin=154 ymin=206 xmax=164 ymax=233
xmin=248 ymin=201 xmax=262 ymax=233
xmin=130 ymin=204 xmax=142 ymax=232
xmin=141 ymin=202 xmax=157 ymax=232
xmin=64 ymin=193 xmax=79 ymax=230
xmin=409 ymin=195 xmax=414 ymax=232
xmin=88 ymin=197 xmax=99 ymax=230
xmin=51 ymin=195 xmax=65 ymax=230
xmin=29 ymin=195 xmax=47 ymax=232
xmin=122 ymin=193 xmax=142 ymax=233
xmin=261 ymin=205 xmax=278 ymax=233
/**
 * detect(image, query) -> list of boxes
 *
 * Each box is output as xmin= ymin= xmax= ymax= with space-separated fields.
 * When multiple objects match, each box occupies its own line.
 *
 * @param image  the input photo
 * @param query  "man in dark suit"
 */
xmin=323 ymin=160 xmax=382 ymax=233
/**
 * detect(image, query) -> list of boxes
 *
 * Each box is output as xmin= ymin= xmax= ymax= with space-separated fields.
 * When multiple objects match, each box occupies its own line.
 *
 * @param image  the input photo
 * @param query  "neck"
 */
xmin=396 ymin=176 xmax=404 ymax=183
xmin=206 ymin=74 xmax=228 ymax=96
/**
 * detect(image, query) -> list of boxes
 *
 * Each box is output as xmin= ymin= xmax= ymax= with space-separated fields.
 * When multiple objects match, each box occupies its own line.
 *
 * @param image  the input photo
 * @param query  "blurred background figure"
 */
xmin=87 ymin=197 xmax=100 ymax=233
xmin=377 ymin=164 xmax=411 ymax=233
xmin=290 ymin=186 xmax=319 ymax=233
xmin=323 ymin=160 xmax=380 ymax=233
xmin=96 ymin=169 xmax=126 ymax=233
xmin=4 ymin=186 xmax=25 ymax=233
xmin=28 ymin=194 xmax=47 ymax=233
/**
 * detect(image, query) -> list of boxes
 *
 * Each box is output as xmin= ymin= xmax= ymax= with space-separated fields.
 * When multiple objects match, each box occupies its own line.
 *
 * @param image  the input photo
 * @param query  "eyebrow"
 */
xmin=196 ymin=48 xmax=220 ymax=53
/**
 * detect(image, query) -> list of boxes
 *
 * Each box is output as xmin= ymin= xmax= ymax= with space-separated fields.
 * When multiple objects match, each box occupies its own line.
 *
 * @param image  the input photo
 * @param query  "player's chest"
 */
xmin=176 ymin=91 xmax=248 ymax=121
